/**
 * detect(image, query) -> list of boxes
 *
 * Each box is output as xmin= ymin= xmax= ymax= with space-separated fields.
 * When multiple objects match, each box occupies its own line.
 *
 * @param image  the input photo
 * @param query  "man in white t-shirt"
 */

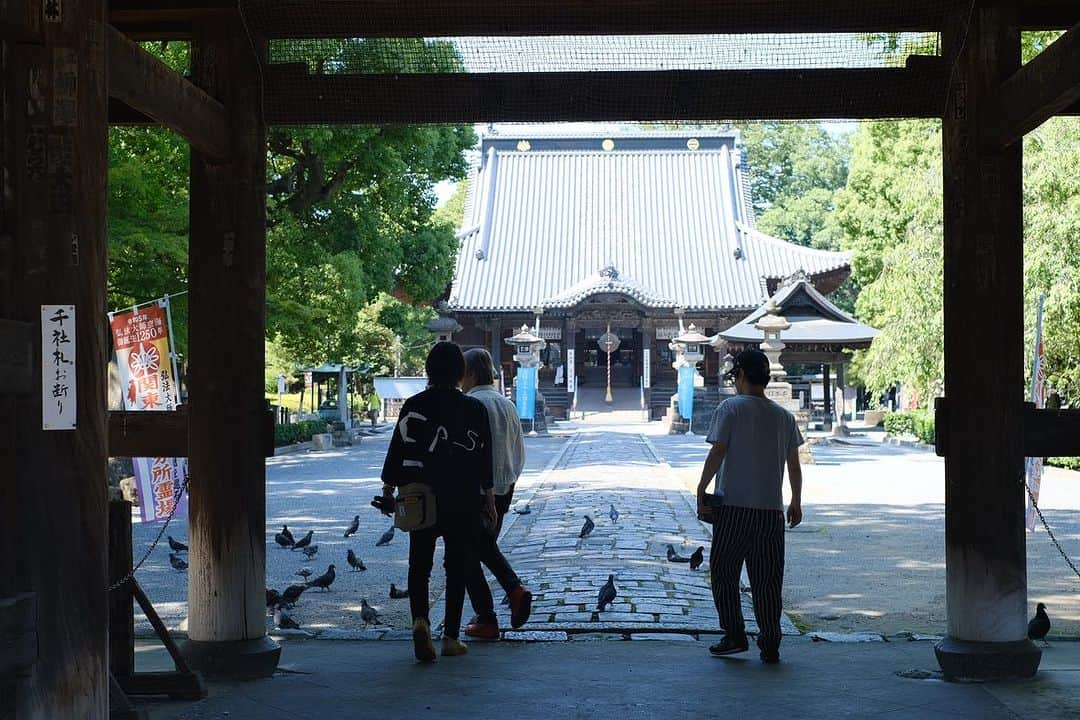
xmin=696 ymin=349 xmax=803 ymax=664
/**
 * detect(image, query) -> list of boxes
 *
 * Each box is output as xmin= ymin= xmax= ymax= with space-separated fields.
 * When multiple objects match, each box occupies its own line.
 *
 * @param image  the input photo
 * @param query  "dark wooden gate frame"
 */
xmin=2 ymin=1 xmax=1080 ymax=715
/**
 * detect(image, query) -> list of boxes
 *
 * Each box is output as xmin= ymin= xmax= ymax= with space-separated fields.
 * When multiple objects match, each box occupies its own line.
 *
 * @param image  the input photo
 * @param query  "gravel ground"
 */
xmin=130 ymin=426 xmax=568 ymax=636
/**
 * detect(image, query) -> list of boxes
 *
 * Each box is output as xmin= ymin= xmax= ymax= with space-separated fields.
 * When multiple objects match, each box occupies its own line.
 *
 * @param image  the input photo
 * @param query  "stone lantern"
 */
xmin=667 ymin=322 xmax=709 ymax=432
xmin=755 ymin=300 xmax=798 ymax=412
xmin=425 ymin=315 xmax=462 ymax=344
xmin=505 ymin=324 xmax=546 ymax=433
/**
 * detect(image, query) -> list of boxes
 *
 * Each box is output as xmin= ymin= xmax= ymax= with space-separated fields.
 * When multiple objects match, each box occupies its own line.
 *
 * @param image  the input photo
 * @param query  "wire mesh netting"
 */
xmin=261 ymin=34 xmax=942 ymax=74
xmin=235 ymin=1 xmax=957 ymax=124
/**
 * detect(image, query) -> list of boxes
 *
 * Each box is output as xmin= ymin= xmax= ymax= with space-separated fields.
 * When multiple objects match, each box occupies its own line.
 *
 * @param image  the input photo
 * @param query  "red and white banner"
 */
xmin=110 ymin=298 xmax=188 ymax=523
xmin=1025 ymin=295 xmax=1046 ymax=532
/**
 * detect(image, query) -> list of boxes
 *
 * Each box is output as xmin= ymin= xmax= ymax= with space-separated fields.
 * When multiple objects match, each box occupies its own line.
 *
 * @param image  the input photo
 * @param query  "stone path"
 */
xmin=479 ymin=430 xmax=797 ymax=634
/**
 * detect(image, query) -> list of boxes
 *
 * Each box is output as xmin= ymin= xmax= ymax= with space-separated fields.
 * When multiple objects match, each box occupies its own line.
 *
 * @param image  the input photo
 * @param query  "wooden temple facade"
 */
xmin=445 ymin=131 xmax=852 ymax=416
xmin=2 ymin=1 xmax=1080 ymax=716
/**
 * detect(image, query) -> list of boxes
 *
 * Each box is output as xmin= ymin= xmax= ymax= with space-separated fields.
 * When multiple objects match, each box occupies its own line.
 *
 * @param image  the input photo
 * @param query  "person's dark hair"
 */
xmin=463 ymin=348 xmax=496 ymax=386
xmin=425 ymin=342 xmax=465 ymax=388
xmin=733 ymin=349 xmax=771 ymax=387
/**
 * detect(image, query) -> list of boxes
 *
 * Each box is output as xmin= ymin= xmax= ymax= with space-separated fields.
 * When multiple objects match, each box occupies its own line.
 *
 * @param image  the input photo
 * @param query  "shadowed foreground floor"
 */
xmin=136 ymin=637 xmax=1080 ymax=720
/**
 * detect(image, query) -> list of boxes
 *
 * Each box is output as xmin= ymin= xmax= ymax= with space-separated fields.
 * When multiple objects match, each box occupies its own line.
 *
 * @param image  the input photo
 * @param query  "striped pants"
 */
xmin=709 ymin=504 xmax=786 ymax=653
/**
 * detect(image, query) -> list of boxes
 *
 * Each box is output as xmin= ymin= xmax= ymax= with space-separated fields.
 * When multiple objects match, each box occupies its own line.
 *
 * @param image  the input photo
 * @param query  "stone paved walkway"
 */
xmin=476 ymin=430 xmax=797 ymax=634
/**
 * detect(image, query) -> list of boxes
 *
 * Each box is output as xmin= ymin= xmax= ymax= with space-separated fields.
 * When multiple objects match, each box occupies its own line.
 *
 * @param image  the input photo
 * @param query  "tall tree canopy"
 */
xmin=107 ymin=39 xmax=475 ymax=371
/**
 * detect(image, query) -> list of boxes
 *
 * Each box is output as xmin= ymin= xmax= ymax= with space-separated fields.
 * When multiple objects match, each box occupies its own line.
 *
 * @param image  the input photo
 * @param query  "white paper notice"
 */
xmin=643 ymin=348 xmax=651 ymax=388
xmin=42 ymin=304 xmax=76 ymax=430
xmin=566 ymin=349 xmax=576 ymax=394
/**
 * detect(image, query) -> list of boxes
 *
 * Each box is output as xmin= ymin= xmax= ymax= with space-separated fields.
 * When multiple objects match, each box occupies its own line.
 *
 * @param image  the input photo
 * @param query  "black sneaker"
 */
xmin=709 ymin=635 xmax=750 ymax=656
xmin=760 ymin=650 xmax=780 ymax=664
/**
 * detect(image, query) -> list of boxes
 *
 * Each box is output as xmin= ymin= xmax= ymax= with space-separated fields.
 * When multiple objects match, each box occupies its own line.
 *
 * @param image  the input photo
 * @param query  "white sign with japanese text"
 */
xmin=566 ymin=349 xmax=575 ymax=394
xmin=643 ymin=348 xmax=651 ymax=388
xmin=42 ymin=304 xmax=76 ymax=430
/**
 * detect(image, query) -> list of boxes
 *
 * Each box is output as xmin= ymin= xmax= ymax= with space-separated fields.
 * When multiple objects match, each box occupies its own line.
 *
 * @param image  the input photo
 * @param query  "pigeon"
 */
xmin=596 ymin=574 xmax=617 ymax=612
xmin=274 ymin=525 xmax=294 ymax=548
xmin=389 ymin=583 xmax=410 ymax=599
xmin=667 ymin=544 xmax=690 ymax=563
xmin=273 ymin=607 xmax=300 ymax=630
xmin=168 ymin=553 xmax=188 ymax=571
xmin=513 ymin=504 xmax=531 ymax=515
xmin=376 ymin=526 xmax=395 ymax=547
xmin=280 ymin=584 xmax=308 ymax=607
xmin=291 ymin=530 xmax=313 ymax=551
xmin=346 ymin=549 xmax=366 ymax=572
xmin=1028 ymin=603 xmax=1051 ymax=643
xmin=609 ymin=504 xmax=619 ymax=524
xmin=266 ymin=588 xmax=282 ymax=609
xmin=579 ymin=515 xmax=595 ymax=539
xmin=307 ymin=564 xmax=336 ymax=591
xmin=167 ymin=536 xmax=188 ymax=552
xmin=295 ymin=568 xmax=313 ymax=582
xmin=360 ymin=599 xmax=381 ymax=627
xmin=689 ymin=546 xmax=705 ymax=571
xmin=302 ymin=544 xmax=319 ymax=560
xmin=344 ymin=515 xmax=360 ymax=538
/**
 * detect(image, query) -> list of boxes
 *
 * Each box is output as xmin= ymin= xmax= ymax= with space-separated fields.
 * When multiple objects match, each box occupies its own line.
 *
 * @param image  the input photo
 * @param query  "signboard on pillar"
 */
xmin=42 ymin=305 xmax=76 ymax=430
xmin=643 ymin=348 xmax=651 ymax=388
xmin=516 ymin=366 xmax=536 ymax=420
xmin=109 ymin=301 xmax=188 ymax=522
xmin=566 ymin=349 xmax=576 ymax=394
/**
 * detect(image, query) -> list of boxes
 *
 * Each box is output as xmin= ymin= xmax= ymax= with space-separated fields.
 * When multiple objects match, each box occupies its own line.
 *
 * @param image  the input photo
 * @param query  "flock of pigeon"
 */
xmin=262 ymin=517 xmax=407 ymax=631
xmin=575 ymin=503 xmax=707 ymax=615
xmin=161 ymin=506 xmax=1057 ymax=640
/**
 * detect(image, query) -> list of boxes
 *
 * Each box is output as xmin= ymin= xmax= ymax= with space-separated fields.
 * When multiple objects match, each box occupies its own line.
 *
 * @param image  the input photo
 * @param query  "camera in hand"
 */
xmin=699 ymin=491 xmax=724 ymax=523
xmin=371 ymin=493 xmax=396 ymax=516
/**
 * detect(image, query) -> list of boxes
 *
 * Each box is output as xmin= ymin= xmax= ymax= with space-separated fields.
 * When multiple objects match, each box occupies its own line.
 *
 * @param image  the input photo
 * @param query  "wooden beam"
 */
xmin=983 ymin=20 xmax=1080 ymax=146
xmin=265 ymin=66 xmax=946 ymax=124
xmin=108 ymin=411 xmax=189 ymax=458
xmin=106 ymin=24 xmax=230 ymax=159
xmin=108 ymin=98 xmax=156 ymax=126
xmin=1023 ymin=407 xmax=1080 ymax=457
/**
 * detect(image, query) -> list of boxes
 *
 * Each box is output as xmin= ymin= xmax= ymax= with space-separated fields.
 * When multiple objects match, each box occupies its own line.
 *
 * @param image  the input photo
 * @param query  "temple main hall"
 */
xmin=442 ymin=129 xmax=853 ymax=416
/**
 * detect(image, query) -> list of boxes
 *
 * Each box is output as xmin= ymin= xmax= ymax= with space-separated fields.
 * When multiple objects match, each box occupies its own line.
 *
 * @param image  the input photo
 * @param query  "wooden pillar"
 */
xmin=181 ymin=18 xmax=280 ymax=678
xmin=489 ymin=317 xmax=503 ymax=390
xmin=936 ymin=3 xmax=1039 ymax=681
xmin=1 ymin=0 xmax=109 ymax=715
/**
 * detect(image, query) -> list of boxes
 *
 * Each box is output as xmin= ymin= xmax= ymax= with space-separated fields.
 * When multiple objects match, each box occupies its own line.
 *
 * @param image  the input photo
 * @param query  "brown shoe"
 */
xmin=412 ymin=618 xmax=436 ymax=663
xmin=441 ymin=636 xmax=468 ymax=657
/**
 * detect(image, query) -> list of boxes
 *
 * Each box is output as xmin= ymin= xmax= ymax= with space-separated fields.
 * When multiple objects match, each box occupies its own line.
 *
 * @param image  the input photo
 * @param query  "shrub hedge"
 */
xmin=883 ymin=410 xmax=936 ymax=445
xmin=274 ymin=419 xmax=330 ymax=447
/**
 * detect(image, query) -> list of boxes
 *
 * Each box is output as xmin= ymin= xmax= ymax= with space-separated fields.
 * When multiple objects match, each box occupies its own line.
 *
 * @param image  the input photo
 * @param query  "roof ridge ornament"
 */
xmin=780 ymin=268 xmax=810 ymax=288
xmin=598 ymin=264 xmax=620 ymax=281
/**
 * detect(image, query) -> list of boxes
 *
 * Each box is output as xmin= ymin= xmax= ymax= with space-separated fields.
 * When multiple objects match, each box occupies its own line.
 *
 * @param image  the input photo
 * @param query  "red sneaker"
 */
xmin=464 ymin=619 xmax=500 ymax=641
xmin=509 ymin=586 xmax=533 ymax=629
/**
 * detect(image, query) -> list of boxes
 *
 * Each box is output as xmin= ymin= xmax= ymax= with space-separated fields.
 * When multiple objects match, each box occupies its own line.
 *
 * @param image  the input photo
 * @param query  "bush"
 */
xmin=1048 ymin=457 xmax=1080 ymax=471
xmin=274 ymin=419 xmax=330 ymax=447
xmin=883 ymin=410 xmax=936 ymax=445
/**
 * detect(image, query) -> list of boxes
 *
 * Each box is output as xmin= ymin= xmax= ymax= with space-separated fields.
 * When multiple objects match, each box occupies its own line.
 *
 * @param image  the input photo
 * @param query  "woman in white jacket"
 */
xmin=461 ymin=348 xmax=533 ymax=637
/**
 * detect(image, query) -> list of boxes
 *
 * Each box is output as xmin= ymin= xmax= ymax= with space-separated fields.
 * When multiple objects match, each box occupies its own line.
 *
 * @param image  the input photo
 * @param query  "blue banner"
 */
xmin=678 ymin=365 xmax=695 ymax=422
xmin=516 ymin=366 xmax=536 ymax=420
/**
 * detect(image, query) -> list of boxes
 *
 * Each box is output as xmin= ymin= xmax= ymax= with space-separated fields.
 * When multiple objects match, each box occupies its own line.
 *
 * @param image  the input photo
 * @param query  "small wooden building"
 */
xmin=445 ymin=131 xmax=851 ymax=414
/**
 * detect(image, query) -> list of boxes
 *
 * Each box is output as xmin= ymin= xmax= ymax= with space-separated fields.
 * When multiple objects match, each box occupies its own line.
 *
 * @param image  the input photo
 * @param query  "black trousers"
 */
xmin=710 ymin=504 xmax=786 ymax=653
xmin=465 ymin=486 xmax=522 ymax=618
xmin=408 ymin=515 xmax=493 ymax=639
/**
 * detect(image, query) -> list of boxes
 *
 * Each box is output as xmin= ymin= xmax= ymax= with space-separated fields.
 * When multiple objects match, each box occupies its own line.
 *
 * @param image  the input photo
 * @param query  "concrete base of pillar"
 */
xmin=180 ymin=635 xmax=281 ymax=679
xmin=934 ymin=637 xmax=1041 ymax=681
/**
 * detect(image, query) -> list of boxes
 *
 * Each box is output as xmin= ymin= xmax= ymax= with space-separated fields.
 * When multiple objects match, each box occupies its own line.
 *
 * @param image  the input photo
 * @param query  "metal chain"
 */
xmin=106 ymin=472 xmax=191 ymax=592
xmin=1026 ymin=482 xmax=1080 ymax=582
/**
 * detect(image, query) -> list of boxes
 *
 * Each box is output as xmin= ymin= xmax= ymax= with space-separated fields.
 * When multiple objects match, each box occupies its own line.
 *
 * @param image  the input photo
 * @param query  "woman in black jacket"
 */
xmin=378 ymin=342 xmax=498 ymax=662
